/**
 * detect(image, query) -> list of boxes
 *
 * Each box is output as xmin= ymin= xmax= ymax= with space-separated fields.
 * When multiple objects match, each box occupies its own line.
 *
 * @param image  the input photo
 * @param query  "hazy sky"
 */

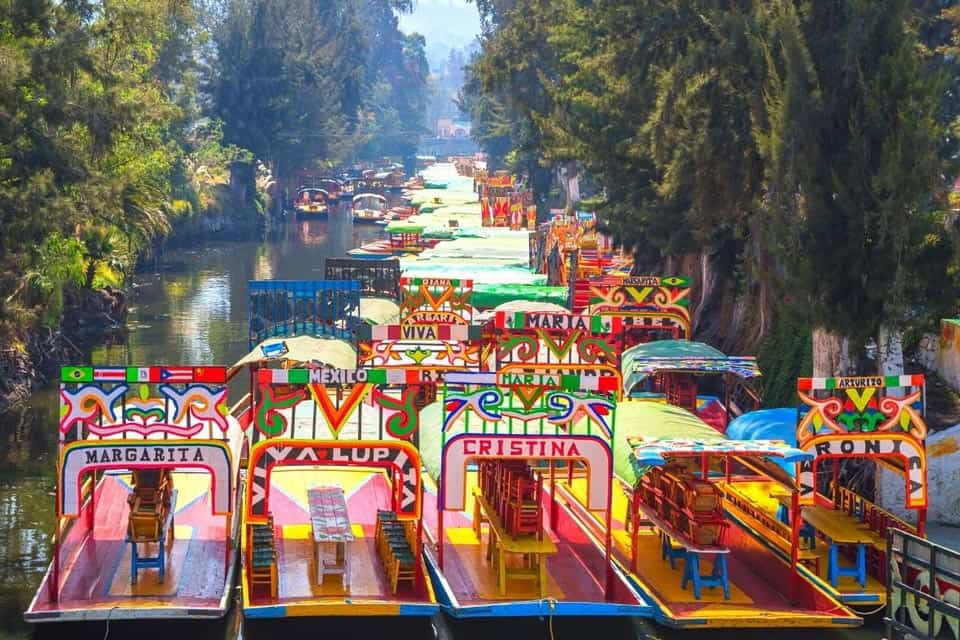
xmin=398 ymin=0 xmax=481 ymax=48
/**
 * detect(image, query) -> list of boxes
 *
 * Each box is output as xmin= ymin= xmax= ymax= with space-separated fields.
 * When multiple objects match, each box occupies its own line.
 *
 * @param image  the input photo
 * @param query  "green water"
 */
xmin=0 ymin=215 xmax=883 ymax=639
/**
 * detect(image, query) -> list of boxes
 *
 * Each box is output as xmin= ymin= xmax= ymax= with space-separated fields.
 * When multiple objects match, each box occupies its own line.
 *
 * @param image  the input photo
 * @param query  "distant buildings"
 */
xmin=436 ymin=117 xmax=470 ymax=139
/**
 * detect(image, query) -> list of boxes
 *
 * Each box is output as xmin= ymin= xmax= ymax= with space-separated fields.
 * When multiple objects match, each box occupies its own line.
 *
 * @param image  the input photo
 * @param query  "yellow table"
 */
xmin=799 ymin=505 xmax=883 ymax=587
xmin=472 ymin=488 xmax=557 ymax=596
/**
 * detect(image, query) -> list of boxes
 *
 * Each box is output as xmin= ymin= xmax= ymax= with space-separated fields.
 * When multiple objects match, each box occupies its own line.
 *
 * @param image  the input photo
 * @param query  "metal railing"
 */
xmin=248 ymin=280 xmax=360 ymax=348
xmin=324 ymin=258 xmax=400 ymax=301
xmin=886 ymin=528 xmax=960 ymax=639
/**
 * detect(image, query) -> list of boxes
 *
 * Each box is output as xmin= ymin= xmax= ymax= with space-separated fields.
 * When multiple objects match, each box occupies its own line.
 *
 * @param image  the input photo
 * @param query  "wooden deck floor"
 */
xmin=242 ymin=468 xmax=435 ymax=616
xmin=556 ymin=478 xmax=860 ymax=627
xmin=27 ymin=472 xmax=234 ymax=621
xmin=420 ymin=472 xmax=646 ymax=610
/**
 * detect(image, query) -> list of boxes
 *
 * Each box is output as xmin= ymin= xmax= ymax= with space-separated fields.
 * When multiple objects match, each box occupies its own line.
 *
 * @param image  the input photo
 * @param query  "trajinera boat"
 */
xmin=25 ymin=365 xmax=246 ymax=622
xmin=295 ymin=187 xmax=329 ymax=218
xmin=353 ymin=193 xmax=388 ymax=223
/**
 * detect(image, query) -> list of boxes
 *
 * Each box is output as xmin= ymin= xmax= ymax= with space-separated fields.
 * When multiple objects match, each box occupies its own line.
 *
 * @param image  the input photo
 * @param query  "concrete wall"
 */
xmin=938 ymin=319 xmax=960 ymax=391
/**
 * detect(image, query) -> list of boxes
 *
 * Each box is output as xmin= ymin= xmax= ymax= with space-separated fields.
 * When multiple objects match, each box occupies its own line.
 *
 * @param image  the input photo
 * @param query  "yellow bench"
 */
xmin=718 ymin=484 xmax=820 ymax=571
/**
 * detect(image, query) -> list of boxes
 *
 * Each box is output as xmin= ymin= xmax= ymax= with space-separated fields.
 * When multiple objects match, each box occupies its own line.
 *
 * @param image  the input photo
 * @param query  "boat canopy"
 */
xmin=353 ymin=192 xmax=386 ymax=202
xmin=386 ymin=221 xmax=424 ymax=234
xmin=231 ymin=335 xmax=357 ymax=371
xmin=297 ymin=187 xmax=329 ymax=197
xmin=621 ymin=339 xmax=761 ymax=392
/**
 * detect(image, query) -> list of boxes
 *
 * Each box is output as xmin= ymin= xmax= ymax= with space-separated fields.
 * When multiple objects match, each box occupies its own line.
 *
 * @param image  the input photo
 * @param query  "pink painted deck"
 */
xmin=420 ymin=472 xmax=649 ymax=615
xmin=26 ymin=472 xmax=236 ymax=622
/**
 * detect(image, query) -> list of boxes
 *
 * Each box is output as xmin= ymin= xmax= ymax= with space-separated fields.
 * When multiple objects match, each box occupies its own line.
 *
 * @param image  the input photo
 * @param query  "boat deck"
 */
xmin=729 ymin=481 xmax=886 ymax=606
xmin=26 ymin=472 xmax=235 ymax=622
xmin=421 ymin=473 xmax=652 ymax=618
xmin=556 ymin=478 xmax=861 ymax=628
xmin=241 ymin=468 xmax=437 ymax=618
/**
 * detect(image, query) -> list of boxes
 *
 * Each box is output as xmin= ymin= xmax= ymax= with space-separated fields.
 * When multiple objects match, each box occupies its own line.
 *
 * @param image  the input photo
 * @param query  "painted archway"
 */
xmin=797 ymin=433 xmax=927 ymax=508
xmin=246 ymin=439 xmax=422 ymax=523
xmin=58 ymin=440 xmax=233 ymax=517
xmin=440 ymin=433 xmax=612 ymax=511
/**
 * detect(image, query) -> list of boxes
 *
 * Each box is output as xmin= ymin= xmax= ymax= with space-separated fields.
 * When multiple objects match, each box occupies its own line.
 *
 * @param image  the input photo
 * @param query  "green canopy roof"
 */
xmin=621 ymin=339 xmax=761 ymax=392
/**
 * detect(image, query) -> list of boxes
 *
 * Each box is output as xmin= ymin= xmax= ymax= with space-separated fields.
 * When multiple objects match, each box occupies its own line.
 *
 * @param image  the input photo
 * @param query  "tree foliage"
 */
xmin=465 ymin=0 xmax=960 ymax=366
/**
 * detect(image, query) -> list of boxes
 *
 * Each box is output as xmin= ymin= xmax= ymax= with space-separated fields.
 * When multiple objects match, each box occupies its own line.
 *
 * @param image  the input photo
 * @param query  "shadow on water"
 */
xmin=0 ymin=212 xmax=888 ymax=639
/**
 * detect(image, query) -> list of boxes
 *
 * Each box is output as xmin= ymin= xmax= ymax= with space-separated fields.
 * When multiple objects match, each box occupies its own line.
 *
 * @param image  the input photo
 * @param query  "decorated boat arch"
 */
xmin=570 ymin=275 xmax=692 ymax=345
xmin=358 ymin=277 xmax=483 ymax=371
xmin=240 ymin=367 xmax=438 ymax=619
xmin=416 ymin=367 xmax=651 ymax=618
xmin=26 ymin=365 xmax=244 ymax=623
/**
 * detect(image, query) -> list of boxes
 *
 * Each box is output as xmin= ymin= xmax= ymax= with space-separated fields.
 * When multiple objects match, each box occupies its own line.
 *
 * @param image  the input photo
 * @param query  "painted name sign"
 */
xmin=837 ymin=377 xmax=886 ymax=389
xmin=247 ymin=439 xmax=421 ymax=522
xmin=498 ymin=312 xmax=622 ymax=334
xmin=440 ymin=433 xmax=611 ymax=511
xmin=59 ymin=441 xmax=233 ymax=516
xmin=798 ymin=435 xmax=926 ymax=508
xmin=405 ymin=311 xmax=464 ymax=325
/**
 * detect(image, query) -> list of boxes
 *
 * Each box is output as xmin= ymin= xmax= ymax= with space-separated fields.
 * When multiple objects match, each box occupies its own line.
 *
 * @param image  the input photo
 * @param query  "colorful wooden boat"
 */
xmin=348 ymin=224 xmax=442 ymax=258
xmin=25 ymin=365 xmax=245 ymax=622
xmin=726 ymin=374 xmax=929 ymax=612
xmin=294 ymin=188 xmax=330 ymax=218
xmin=416 ymin=372 xmax=653 ymax=618
xmin=607 ymin=428 xmax=863 ymax=628
xmin=238 ymin=367 xmax=439 ymax=619
xmin=353 ymin=193 xmax=388 ymax=223
xmin=621 ymin=339 xmax=763 ymax=432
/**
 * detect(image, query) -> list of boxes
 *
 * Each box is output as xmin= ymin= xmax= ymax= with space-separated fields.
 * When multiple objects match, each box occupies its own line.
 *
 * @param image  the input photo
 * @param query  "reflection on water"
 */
xmin=0 ymin=213 xmax=885 ymax=639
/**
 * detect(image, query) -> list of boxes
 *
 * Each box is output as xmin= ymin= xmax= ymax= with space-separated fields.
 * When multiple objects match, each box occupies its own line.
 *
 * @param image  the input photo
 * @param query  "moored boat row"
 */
xmin=26 ymin=162 xmax=935 ymax=632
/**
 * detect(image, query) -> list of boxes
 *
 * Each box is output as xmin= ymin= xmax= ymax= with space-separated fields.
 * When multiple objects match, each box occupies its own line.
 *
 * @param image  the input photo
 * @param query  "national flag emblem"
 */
xmin=93 ymin=368 xmax=127 ymax=381
xmin=61 ymin=366 xmax=93 ymax=383
xmin=125 ymin=367 xmax=152 ymax=382
xmin=194 ymin=367 xmax=227 ymax=383
xmin=159 ymin=367 xmax=194 ymax=383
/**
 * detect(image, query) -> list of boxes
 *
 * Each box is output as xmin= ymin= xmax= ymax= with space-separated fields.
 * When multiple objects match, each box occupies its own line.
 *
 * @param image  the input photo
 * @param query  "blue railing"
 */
xmin=248 ymin=280 xmax=361 ymax=347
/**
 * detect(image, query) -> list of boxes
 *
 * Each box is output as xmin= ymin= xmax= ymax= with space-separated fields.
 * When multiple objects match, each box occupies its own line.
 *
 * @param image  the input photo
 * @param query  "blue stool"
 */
xmin=661 ymin=533 xmax=686 ymax=569
xmin=778 ymin=505 xmax=816 ymax=549
xmin=776 ymin=504 xmax=789 ymax=524
xmin=828 ymin=542 xmax=866 ymax=588
xmin=681 ymin=552 xmax=730 ymax=600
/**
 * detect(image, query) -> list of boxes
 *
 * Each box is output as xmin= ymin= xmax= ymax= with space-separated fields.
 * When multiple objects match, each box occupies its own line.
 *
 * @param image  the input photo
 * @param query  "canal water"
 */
xmin=0 ymin=214 xmax=884 ymax=639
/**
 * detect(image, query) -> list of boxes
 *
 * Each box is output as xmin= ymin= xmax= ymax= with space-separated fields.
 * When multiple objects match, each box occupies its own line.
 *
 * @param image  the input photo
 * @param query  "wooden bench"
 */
xmin=718 ymin=485 xmax=820 ymax=573
xmin=473 ymin=488 xmax=556 ymax=596
xmin=249 ymin=515 xmax=277 ymax=598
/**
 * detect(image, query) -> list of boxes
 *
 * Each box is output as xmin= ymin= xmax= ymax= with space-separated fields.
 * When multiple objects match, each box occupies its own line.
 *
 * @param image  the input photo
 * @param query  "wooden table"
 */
xmin=636 ymin=501 xmax=730 ymax=600
xmin=308 ymin=486 xmax=354 ymax=588
xmin=472 ymin=487 xmax=557 ymax=596
xmin=799 ymin=505 xmax=883 ymax=588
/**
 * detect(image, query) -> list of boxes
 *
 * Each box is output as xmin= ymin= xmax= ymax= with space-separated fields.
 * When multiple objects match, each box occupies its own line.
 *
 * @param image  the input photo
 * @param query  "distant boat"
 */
xmin=352 ymin=193 xmax=388 ymax=223
xmin=294 ymin=187 xmax=329 ymax=218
